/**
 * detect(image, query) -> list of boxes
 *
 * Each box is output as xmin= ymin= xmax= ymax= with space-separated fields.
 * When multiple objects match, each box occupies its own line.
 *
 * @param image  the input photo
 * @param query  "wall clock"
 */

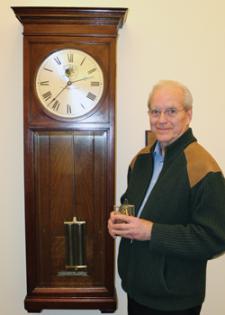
xmin=12 ymin=6 xmax=127 ymax=313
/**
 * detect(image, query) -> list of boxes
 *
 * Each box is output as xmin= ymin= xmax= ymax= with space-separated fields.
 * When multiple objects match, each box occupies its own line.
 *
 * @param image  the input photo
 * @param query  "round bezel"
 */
xmin=35 ymin=48 xmax=105 ymax=120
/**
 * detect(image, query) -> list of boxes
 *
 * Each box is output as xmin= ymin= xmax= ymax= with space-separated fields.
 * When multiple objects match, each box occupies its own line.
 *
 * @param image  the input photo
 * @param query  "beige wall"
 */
xmin=1 ymin=1 xmax=225 ymax=314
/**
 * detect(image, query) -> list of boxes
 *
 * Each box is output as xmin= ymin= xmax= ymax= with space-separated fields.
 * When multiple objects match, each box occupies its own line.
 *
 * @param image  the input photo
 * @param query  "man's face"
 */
xmin=149 ymin=86 xmax=192 ymax=150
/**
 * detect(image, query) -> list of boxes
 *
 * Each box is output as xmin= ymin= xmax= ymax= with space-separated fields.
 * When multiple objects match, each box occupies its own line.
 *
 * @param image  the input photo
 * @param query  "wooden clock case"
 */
xmin=12 ymin=7 xmax=127 ymax=313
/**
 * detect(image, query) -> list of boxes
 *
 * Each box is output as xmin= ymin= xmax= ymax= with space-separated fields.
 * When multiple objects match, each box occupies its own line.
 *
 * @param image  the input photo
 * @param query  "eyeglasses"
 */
xmin=148 ymin=107 xmax=186 ymax=118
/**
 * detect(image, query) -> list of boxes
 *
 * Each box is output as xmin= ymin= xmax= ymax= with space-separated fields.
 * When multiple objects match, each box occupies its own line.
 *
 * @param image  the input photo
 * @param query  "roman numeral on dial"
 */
xmin=42 ymin=91 xmax=52 ymax=101
xmin=54 ymin=57 xmax=61 ymax=65
xmin=91 ymin=81 xmax=100 ymax=87
xmin=67 ymin=105 xmax=72 ymax=114
xmin=39 ymin=81 xmax=49 ymax=86
xmin=88 ymin=68 xmax=96 ymax=75
xmin=44 ymin=67 xmax=53 ymax=72
xmin=67 ymin=53 xmax=73 ymax=63
xmin=52 ymin=100 xmax=60 ymax=111
xmin=80 ymin=57 xmax=86 ymax=66
xmin=86 ymin=92 xmax=97 ymax=101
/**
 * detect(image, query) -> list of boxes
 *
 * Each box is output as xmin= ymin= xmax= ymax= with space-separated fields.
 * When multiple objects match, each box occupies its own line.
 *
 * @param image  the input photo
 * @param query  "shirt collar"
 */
xmin=154 ymin=141 xmax=164 ymax=162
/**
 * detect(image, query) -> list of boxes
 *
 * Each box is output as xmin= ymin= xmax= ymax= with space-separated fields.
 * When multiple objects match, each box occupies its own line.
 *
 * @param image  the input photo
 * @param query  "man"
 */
xmin=108 ymin=80 xmax=225 ymax=315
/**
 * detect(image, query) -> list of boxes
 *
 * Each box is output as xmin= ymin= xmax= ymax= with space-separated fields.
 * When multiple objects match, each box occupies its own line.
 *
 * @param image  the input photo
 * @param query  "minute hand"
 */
xmin=71 ymin=76 xmax=93 ymax=83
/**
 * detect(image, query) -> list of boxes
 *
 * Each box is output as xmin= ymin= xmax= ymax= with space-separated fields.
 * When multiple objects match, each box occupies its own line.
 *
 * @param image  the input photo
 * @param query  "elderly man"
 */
xmin=108 ymin=80 xmax=225 ymax=315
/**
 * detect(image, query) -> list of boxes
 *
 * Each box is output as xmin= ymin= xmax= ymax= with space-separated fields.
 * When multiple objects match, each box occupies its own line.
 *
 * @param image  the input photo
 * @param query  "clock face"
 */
xmin=35 ymin=48 xmax=104 ymax=119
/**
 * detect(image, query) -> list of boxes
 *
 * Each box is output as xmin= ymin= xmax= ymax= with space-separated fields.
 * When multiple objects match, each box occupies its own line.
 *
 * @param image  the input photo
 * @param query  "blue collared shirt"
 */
xmin=137 ymin=142 xmax=164 ymax=217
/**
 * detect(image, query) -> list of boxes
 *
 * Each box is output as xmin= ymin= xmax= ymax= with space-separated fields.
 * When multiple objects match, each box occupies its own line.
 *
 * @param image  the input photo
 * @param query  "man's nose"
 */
xmin=158 ymin=111 xmax=168 ymax=122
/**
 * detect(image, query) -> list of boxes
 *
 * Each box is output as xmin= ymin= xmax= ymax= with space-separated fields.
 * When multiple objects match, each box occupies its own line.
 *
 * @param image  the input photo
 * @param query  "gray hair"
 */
xmin=148 ymin=80 xmax=193 ymax=110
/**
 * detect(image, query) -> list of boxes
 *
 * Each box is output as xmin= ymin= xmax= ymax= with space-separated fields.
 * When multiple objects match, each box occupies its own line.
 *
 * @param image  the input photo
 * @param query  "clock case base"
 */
xmin=25 ymin=294 xmax=117 ymax=313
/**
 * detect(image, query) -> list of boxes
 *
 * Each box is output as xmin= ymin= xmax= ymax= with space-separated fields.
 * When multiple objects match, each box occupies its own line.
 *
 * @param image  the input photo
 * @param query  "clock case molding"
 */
xmin=12 ymin=7 xmax=127 ymax=313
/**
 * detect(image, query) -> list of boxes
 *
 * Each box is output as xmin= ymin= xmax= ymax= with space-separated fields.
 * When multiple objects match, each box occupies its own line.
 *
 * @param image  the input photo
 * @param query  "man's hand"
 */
xmin=108 ymin=211 xmax=153 ymax=241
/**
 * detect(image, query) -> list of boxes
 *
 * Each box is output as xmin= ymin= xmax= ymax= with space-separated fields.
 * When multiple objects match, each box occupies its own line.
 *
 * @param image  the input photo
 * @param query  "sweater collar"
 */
xmin=150 ymin=128 xmax=196 ymax=159
xmin=164 ymin=128 xmax=197 ymax=163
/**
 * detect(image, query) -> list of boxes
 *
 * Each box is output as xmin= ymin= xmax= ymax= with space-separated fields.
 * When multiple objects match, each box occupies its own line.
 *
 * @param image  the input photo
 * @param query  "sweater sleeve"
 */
xmin=149 ymin=172 xmax=225 ymax=260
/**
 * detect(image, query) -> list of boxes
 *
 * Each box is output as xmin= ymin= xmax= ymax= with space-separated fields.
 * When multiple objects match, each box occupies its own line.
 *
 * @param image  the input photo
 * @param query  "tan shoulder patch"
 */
xmin=184 ymin=142 xmax=221 ymax=187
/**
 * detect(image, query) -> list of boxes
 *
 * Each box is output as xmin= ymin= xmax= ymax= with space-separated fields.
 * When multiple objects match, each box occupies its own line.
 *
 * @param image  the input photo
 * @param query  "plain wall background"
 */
xmin=1 ymin=1 xmax=225 ymax=314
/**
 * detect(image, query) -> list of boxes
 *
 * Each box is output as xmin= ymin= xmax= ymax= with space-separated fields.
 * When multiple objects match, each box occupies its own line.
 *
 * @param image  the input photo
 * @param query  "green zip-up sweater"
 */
xmin=118 ymin=128 xmax=225 ymax=311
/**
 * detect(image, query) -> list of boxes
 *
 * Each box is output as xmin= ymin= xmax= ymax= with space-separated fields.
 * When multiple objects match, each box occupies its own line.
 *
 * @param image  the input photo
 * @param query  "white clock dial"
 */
xmin=35 ymin=48 xmax=104 ymax=119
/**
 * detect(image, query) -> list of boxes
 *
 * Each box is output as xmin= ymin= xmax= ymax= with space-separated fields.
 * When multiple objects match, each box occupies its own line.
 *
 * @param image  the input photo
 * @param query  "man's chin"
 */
xmin=156 ymin=134 xmax=172 ymax=142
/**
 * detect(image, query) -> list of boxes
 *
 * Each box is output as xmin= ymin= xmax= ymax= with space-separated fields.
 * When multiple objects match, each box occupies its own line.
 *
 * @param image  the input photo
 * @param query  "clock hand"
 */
xmin=71 ymin=76 xmax=93 ymax=83
xmin=47 ymin=76 xmax=93 ymax=107
xmin=48 ymin=81 xmax=72 ymax=105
